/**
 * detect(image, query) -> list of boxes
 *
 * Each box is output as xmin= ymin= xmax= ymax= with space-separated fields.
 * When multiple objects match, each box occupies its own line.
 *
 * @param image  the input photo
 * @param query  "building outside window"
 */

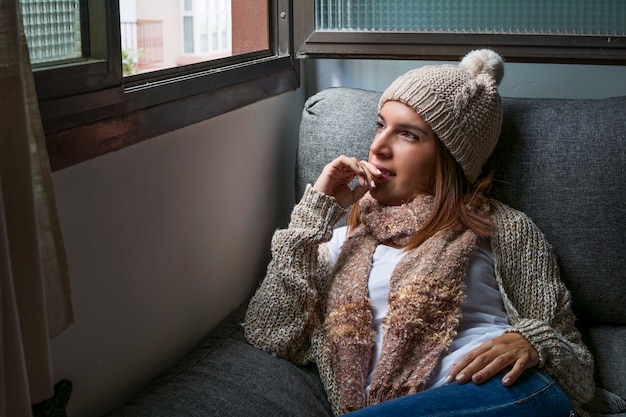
xmin=182 ymin=0 xmax=231 ymax=58
xmin=120 ymin=0 xmax=233 ymax=75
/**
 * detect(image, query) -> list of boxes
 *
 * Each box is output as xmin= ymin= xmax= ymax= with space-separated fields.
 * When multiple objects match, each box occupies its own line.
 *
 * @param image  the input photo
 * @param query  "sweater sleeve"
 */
xmin=490 ymin=201 xmax=595 ymax=407
xmin=244 ymin=185 xmax=346 ymax=364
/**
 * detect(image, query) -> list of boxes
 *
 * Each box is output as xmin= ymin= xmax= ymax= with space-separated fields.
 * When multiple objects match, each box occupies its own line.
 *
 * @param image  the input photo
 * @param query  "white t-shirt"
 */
xmin=327 ymin=226 xmax=511 ymax=390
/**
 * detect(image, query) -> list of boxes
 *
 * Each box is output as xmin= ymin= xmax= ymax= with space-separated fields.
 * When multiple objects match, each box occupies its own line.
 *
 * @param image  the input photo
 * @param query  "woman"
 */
xmin=244 ymin=49 xmax=595 ymax=416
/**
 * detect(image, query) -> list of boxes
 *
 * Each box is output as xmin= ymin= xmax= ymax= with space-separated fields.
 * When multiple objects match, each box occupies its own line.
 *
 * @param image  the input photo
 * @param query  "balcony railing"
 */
xmin=120 ymin=19 xmax=163 ymax=73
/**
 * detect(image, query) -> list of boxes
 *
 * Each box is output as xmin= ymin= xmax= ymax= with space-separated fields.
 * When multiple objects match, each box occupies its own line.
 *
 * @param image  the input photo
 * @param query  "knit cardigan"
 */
xmin=244 ymin=185 xmax=595 ymax=416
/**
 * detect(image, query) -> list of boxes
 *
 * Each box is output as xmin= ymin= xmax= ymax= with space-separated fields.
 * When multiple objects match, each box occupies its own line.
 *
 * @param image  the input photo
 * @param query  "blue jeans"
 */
xmin=345 ymin=369 xmax=575 ymax=417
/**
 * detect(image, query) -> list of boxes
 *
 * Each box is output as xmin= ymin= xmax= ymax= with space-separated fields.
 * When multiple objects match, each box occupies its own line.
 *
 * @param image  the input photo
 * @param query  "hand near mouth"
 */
xmin=313 ymin=155 xmax=380 ymax=209
xmin=357 ymin=161 xmax=379 ymax=189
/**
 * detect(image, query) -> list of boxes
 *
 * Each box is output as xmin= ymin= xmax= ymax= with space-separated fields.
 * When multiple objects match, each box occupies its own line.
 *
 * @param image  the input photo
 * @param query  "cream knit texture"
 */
xmin=378 ymin=49 xmax=504 ymax=183
xmin=244 ymin=186 xmax=595 ymax=416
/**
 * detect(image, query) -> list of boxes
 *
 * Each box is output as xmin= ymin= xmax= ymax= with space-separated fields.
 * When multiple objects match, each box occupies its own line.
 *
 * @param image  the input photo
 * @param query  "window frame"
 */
xmin=36 ymin=0 xmax=299 ymax=171
xmin=294 ymin=1 xmax=626 ymax=65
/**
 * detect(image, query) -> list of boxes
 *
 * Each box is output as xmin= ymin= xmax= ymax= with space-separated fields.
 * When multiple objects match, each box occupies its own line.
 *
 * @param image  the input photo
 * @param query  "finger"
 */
xmin=326 ymin=155 xmax=359 ymax=175
xmin=445 ymin=344 xmax=490 ymax=384
xmin=350 ymin=182 xmax=369 ymax=202
xmin=460 ymin=349 xmax=535 ymax=386
xmin=357 ymin=161 xmax=375 ymax=188
xmin=469 ymin=353 xmax=515 ymax=384
xmin=343 ymin=156 xmax=365 ymax=174
xmin=453 ymin=351 xmax=504 ymax=384
xmin=501 ymin=357 xmax=531 ymax=386
xmin=448 ymin=343 xmax=510 ymax=385
xmin=445 ymin=358 xmax=475 ymax=384
xmin=314 ymin=156 xmax=363 ymax=196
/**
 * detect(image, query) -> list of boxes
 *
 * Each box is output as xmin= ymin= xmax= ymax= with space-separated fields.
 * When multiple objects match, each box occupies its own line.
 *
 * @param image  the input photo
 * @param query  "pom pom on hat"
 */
xmin=459 ymin=49 xmax=505 ymax=86
xmin=379 ymin=48 xmax=504 ymax=183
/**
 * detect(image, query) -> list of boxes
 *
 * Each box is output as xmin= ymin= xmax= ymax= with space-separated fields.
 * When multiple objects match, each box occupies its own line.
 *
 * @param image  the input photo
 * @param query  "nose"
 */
xmin=370 ymin=128 xmax=392 ymax=157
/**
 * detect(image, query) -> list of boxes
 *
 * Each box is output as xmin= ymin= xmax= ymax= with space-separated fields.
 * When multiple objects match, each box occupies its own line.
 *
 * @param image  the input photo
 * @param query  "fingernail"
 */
xmin=472 ymin=373 xmax=483 ymax=383
xmin=370 ymin=180 xmax=376 ymax=188
xmin=455 ymin=374 xmax=465 ymax=383
xmin=444 ymin=375 xmax=453 ymax=384
xmin=503 ymin=377 xmax=511 ymax=386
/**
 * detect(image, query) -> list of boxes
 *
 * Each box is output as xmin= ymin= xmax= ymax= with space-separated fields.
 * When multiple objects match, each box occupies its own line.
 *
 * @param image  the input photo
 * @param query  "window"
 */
xmin=118 ymin=0 xmax=266 ymax=75
xmin=21 ymin=0 xmax=297 ymax=170
xmin=181 ymin=0 xmax=231 ymax=57
xmin=295 ymin=0 xmax=626 ymax=64
xmin=21 ymin=0 xmax=83 ymax=65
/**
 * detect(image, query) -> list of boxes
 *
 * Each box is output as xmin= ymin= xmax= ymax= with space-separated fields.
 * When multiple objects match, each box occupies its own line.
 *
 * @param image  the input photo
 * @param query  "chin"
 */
xmin=369 ymin=189 xmax=403 ymax=206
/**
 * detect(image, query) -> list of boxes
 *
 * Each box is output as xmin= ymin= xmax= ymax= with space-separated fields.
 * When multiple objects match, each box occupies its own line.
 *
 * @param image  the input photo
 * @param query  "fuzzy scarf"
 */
xmin=324 ymin=193 xmax=478 ymax=413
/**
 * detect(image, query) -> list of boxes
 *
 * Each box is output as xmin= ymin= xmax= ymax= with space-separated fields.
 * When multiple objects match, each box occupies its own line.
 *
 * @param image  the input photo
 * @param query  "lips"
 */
xmin=373 ymin=163 xmax=396 ymax=178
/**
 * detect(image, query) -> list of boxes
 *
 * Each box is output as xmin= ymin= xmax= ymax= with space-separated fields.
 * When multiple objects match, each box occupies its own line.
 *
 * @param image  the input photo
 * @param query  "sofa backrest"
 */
xmin=296 ymin=87 xmax=626 ymax=327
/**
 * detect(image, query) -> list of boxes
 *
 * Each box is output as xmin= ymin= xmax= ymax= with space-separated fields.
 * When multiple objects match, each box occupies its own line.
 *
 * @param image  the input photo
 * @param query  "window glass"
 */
xmin=315 ymin=0 xmax=626 ymax=36
xmin=120 ymin=0 xmax=269 ymax=76
xmin=183 ymin=16 xmax=194 ymax=53
xmin=19 ymin=0 xmax=82 ymax=66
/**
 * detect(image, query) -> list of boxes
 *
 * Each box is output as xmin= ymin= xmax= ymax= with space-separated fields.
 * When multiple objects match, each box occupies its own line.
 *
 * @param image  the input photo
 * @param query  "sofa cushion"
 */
xmin=489 ymin=96 xmax=626 ymax=325
xmin=104 ymin=305 xmax=333 ymax=417
xmin=581 ymin=325 xmax=626 ymax=400
xmin=297 ymin=88 xmax=626 ymax=325
xmin=297 ymin=88 xmax=378 ymax=225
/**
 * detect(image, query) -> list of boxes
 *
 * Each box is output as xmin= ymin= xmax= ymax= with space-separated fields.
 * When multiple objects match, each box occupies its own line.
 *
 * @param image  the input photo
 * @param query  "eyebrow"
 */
xmin=377 ymin=113 xmax=431 ymax=136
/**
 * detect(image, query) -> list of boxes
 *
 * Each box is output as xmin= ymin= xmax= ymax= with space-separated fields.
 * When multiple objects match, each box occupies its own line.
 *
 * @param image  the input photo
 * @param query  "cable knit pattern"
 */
xmin=244 ymin=186 xmax=595 ymax=416
xmin=378 ymin=49 xmax=504 ymax=183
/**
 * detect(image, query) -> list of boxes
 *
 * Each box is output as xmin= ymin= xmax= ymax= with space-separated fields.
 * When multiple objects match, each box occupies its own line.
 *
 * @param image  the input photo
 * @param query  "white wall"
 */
xmin=50 ymin=87 xmax=303 ymax=417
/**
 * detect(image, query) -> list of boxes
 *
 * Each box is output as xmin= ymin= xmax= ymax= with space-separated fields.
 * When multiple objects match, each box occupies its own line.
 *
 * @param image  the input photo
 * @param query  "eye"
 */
xmin=401 ymin=130 xmax=419 ymax=141
xmin=375 ymin=121 xmax=385 ymax=131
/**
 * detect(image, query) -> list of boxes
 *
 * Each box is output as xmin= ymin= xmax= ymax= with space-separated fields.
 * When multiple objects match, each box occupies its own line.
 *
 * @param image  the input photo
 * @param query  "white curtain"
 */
xmin=1 ymin=0 xmax=74 ymax=416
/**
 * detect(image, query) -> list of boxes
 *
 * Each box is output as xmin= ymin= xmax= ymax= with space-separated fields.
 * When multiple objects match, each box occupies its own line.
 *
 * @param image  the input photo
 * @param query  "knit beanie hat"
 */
xmin=379 ymin=49 xmax=505 ymax=183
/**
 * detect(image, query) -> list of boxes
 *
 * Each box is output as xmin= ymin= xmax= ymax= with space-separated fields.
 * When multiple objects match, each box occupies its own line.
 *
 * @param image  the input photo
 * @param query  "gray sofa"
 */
xmin=105 ymin=88 xmax=626 ymax=417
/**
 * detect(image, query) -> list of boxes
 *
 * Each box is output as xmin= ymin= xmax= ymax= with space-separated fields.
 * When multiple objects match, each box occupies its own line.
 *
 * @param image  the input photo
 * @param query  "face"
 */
xmin=368 ymin=100 xmax=438 ymax=206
